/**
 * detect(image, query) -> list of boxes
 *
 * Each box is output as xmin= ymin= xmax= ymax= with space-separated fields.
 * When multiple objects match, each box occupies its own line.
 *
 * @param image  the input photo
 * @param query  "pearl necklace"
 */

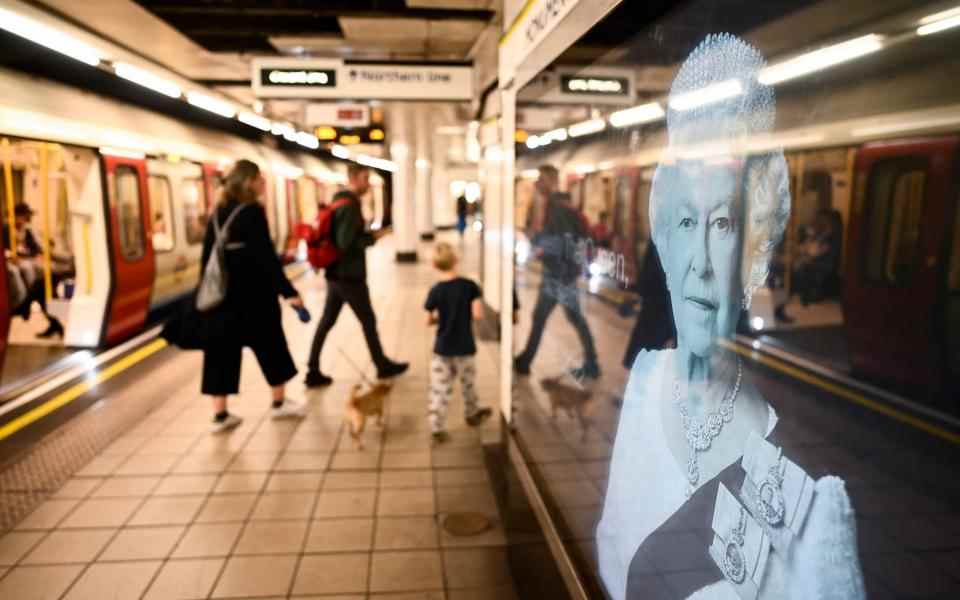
xmin=674 ymin=357 xmax=742 ymax=496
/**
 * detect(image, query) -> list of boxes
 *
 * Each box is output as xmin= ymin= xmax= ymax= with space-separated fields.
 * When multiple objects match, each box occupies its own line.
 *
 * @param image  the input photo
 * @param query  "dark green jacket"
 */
xmin=327 ymin=190 xmax=375 ymax=281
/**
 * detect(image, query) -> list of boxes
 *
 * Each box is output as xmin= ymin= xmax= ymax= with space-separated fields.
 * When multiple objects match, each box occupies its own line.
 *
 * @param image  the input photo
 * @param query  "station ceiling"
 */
xmin=132 ymin=0 xmax=496 ymax=57
xmin=31 ymin=0 xmax=499 ymax=111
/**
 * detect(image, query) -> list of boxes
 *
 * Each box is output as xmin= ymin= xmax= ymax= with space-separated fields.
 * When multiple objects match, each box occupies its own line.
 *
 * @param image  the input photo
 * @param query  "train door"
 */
xmin=632 ymin=169 xmax=654 ymax=288
xmin=611 ymin=169 xmax=635 ymax=285
xmin=145 ymin=161 xmax=178 ymax=309
xmin=845 ymin=137 xmax=958 ymax=391
xmin=102 ymin=153 xmax=155 ymax=344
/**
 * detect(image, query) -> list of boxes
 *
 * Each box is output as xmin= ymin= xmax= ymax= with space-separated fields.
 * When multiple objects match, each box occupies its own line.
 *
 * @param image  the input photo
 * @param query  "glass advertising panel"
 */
xmin=508 ymin=2 xmax=960 ymax=599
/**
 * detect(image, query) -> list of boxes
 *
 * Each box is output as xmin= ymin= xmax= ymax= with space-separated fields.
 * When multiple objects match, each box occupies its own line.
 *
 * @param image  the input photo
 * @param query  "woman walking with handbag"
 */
xmin=201 ymin=159 xmax=306 ymax=433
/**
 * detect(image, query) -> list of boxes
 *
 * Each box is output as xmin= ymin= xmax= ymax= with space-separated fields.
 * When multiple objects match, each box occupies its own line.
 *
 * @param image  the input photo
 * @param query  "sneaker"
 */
xmin=304 ymin=370 xmax=333 ymax=387
xmin=513 ymin=357 xmax=530 ymax=376
xmin=466 ymin=407 xmax=493 ymax=427
xmin=210 ymin=413 xmax=243 ymax=434
xmin=431 ymin=431 xmax=450 ymax=445
xmin=377 ymin=361 xmax=409 ymax=379
xmin=271 ymin=399 xmax=308 ymax=420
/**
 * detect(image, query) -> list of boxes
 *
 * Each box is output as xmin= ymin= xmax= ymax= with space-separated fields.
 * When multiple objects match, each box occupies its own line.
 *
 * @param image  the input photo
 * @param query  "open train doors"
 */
xmin=845 ymin=137 xmax=958 ymax=396
xmin=101 ymin=153 xmax=155 ymax=345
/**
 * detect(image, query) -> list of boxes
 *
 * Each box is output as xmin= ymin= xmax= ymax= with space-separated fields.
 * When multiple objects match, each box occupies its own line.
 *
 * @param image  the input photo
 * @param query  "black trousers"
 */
xmin=201 ymin=307 xmax=297 ymax=396
xmin=307 ymin=279 xmax=388 ymax=372
xmin=517 ymin=277 xmax=598 ymax=368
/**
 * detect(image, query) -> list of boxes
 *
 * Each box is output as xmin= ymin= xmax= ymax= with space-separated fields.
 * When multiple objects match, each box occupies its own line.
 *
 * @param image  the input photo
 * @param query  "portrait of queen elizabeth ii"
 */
xmin=596 ymin=34 xmax=865 ymax=600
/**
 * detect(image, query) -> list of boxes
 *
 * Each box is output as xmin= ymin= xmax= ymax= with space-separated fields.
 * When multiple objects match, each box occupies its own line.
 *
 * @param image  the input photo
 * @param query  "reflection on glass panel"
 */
xmin=864 ymin=161 xmax=926 ymax=285
xmin=507 ymin=2 xmax=960 ymax=599
xmin=885 ymin=170 xmax=926 ymax=283
xmin=147 ymin=175 xmax=175 ymax=253
xmin=114 ymin=167 xmax=144 ymax=261
xmin=180 ymin=178 xmax=206 ymax=245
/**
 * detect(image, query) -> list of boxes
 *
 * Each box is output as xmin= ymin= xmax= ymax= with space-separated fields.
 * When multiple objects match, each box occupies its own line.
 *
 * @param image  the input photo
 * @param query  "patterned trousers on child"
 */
xmin=429 ymin=354 xmax=478 ymax=433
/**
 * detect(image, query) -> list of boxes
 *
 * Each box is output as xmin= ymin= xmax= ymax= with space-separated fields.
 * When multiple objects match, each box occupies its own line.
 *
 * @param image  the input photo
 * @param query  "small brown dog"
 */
xmin=346 ymin=382 xmax=392 ymax=449
xmin=539 ymin=376 xmax=594 ymax=441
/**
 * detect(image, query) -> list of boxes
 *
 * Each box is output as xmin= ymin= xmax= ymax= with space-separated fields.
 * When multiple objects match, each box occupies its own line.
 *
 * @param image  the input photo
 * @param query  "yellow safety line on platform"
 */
xmin=724 ymin=339 xmax=960 ymax=445
xmin=0 ymin=338 xmax=168 ymax=442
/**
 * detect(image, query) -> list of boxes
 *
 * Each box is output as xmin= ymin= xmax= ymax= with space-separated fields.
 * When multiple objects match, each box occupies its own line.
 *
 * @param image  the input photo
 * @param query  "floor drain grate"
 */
xmin=441 ymin=512 xmax=492 ymax=536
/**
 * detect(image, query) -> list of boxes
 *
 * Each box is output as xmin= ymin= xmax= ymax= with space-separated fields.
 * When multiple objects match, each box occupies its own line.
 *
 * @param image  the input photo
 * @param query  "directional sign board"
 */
xmin=254 ymin=58 xmax=473 ymax=101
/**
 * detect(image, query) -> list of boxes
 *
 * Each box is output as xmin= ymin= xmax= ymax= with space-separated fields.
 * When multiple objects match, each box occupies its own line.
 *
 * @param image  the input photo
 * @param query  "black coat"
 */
xmin=201 ymin=199 xmax=298 ymax=310
xmin=534 ymin=193 xmax=587 ymax=284
xmin=163 ymin=199 xmax=296 ymax=349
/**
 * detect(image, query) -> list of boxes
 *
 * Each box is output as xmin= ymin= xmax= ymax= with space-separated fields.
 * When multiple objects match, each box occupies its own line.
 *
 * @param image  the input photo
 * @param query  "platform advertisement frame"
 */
xmin=495 ymin=2 xmax=623 ymax=599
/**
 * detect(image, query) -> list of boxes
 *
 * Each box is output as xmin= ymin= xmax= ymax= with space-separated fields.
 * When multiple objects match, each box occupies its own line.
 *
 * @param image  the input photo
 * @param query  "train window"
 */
xmin=287 ymin=182 xmax=300 ymax=225
xmin=147 ymin=176 xmax=175 ymax=253
xmin=113 ymin=167 xmax=145 ymax=261
xmin=180 ymin=178 xmax=207 ymax=245
xmin=614 ymin=176 xmax=630 ymax=237
xmin=864 ymin=160 xmax=926 ymax=286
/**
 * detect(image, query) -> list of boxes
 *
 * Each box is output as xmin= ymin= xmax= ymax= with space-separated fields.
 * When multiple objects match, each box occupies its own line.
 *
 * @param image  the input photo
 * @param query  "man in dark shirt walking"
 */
xmin=305 ymin=164 xmax=408 ymax=386
xmin=514 ymin=165 xmax=600 ymax=379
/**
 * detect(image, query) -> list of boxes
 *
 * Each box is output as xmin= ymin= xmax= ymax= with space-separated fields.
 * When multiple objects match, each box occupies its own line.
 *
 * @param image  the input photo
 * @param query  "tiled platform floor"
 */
xmin=0 ymin=233 xmax=517 ymax=599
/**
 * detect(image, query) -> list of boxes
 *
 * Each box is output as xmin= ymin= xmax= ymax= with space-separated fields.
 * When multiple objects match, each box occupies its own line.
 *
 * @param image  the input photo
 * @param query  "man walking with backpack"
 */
xmin=304 ymin=164 xmax=408 ymax=387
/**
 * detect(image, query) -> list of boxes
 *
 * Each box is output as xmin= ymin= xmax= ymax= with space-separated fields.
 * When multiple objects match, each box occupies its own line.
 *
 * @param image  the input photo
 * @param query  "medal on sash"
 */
xmin=709 ymin=483 xmax=770 ymax=600
xmin=740 ymin=431 xmax=815 ymax=553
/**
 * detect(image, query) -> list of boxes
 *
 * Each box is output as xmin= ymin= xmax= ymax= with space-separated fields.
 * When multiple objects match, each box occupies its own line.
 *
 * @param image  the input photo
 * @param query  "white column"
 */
xmin=415 ymin=104 xmax=434 ymax=241
xmin=389 ymin=103 xmax=417 ymax=262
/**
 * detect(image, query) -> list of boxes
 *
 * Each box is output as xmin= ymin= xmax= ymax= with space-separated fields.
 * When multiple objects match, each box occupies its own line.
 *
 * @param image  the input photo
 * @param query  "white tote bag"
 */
xmin=195 ymin=204 xmax=248 ymax=312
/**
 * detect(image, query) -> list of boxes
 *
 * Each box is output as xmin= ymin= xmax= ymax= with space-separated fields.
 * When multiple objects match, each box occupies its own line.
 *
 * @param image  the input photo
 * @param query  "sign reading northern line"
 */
xmin=253 ymin=58 xmax=472 ymax=101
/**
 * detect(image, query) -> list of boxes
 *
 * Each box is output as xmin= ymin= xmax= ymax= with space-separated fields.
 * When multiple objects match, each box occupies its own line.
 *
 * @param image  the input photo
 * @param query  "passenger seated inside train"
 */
xmin=793 ymin=209 xmax=843 ymax=304
xmin=3 ymin=203 xmax=69 ymax=338
xmin=771 ymin=209 xmax=843 ymax=323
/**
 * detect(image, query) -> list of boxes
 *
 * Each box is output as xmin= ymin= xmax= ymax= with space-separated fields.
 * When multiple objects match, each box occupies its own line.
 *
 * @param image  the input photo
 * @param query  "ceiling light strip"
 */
xmin=0 ymin=7 xmax=102 ymax=66
xmin=114 ymin=62 xmax=181 ymax=98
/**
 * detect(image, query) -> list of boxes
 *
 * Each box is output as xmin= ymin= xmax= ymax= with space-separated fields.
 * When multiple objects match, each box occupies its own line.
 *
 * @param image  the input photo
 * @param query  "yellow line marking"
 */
xmin=724 ymin=339 xmax=960 ymax=445
xmin=500 ymin=0 xmax=540 ymax=45
xmin=0 ymin=338 xmax=168 ymax=442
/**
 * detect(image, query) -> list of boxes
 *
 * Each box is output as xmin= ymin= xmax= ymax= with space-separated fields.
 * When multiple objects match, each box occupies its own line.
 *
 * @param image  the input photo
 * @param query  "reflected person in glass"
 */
xmin=597 ymin=34 xmax=864 ymax=600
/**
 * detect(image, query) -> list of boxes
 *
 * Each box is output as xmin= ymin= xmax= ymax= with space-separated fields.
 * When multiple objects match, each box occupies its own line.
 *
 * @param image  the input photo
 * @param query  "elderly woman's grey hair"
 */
xmin=650 ymin=33 xmax=791 ymax=309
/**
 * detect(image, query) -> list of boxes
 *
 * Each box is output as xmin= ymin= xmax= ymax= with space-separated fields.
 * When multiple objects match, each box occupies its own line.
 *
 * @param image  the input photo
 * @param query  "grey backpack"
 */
xmin=196 ymin=204 xmax=248 ymax=312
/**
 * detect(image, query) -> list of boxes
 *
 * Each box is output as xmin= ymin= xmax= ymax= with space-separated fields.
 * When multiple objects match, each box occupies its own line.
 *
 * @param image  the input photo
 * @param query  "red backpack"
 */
xmin=305 ymin=197 xmax=351 ymax=271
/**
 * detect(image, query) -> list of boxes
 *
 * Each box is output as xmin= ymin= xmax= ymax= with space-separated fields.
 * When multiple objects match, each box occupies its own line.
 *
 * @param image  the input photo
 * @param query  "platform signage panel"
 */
xmin=560 ymin=74 xmax=629 ymax=96
xmin=518 ymin=68 xmax=635 ymax=106
xmin=253 ymin=58 xmax=472 ymax=100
